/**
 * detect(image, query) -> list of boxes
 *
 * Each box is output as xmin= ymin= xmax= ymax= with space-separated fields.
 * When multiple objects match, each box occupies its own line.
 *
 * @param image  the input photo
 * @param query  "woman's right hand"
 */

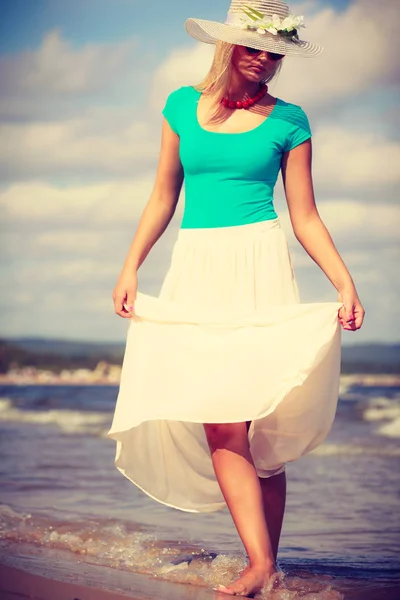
xmin=112 ymin=270 xmax=138 ymax=319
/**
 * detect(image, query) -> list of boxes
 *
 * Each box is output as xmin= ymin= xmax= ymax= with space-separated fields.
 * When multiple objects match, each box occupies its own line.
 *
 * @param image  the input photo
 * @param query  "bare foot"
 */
xmin=238 ymin=563 xmax=250 ymax=577
xmin=213 ymin=564 xmax=276 ymax=597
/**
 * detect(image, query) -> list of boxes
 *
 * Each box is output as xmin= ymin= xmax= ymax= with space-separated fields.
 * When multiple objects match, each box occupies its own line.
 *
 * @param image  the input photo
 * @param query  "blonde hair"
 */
xmin=194 ymin=42 xmax=283 ymax=125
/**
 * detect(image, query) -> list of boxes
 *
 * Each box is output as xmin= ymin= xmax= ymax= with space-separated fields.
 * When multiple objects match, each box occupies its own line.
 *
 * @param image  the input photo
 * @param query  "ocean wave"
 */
xmin=362 ymin=396 xmax=400 ymax=422
xmin=377 ymin=417 xmax=400 ymax=439
xmin=310 ymin=443 xmax=400 ymax=457
xmin=2 ymin=391 xmax=400 ymax=442
xmin=0 ymin=397 xmax=110 ymax=436
xmin=360 ymin=396 xmax=400 ymax=438
xmin=0 ymin=504 xmax=346 ymax=598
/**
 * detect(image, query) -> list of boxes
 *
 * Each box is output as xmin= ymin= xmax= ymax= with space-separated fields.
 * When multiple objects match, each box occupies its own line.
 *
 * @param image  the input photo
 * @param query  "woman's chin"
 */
xmin=246 ymin=71 xmax=265 ymax=83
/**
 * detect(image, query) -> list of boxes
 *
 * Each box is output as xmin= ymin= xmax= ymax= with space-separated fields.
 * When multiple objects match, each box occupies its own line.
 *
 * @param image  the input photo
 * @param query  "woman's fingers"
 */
xmin=341 ymin=303 xmax=356 ymax=330
xmin=125 ymin=292 xmax=136 ymax=314
xmin=338 ymin=302 xmax=365 ymax=331
xmin=113 ymin=285 xmax=138 ymax=318
xmin=355 ymin=308 xmax=365 ymax=329
xmin=113 ymin=292 xmax=131 ymax=319
xmin=339 ymin=302 xmax=354 ymax=323
xmin=113 ymin=273 xmax=138 ymax=318
xmin=353 ymin=304 xmax=365 ymax=330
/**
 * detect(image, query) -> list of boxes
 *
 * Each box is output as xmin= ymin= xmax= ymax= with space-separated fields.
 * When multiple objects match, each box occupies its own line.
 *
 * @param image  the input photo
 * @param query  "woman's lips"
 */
xmin=251 ymin=66 xmax=264 ymax=74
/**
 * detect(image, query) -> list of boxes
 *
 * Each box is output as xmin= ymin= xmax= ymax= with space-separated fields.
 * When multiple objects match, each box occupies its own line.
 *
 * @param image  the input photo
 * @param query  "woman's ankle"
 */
xmin=248 ymin=556 xmax=277 ymax=572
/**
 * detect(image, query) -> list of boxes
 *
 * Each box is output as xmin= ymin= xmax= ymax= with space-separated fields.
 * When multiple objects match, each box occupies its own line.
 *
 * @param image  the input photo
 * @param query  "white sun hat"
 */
xmin=185 ymin=0 xmax=323 ymax=58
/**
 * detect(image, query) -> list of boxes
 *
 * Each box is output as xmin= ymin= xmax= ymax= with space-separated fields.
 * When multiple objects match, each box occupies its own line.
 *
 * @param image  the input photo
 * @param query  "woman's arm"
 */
xmin=281 ymin=140 xmax=365 ymax=331
xmin=113 ymin=120 xmax=184 ymax=318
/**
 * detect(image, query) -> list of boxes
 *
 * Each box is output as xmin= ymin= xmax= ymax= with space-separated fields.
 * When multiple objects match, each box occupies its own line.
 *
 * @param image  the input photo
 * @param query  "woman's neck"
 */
xmin=227 ymin=72 xmax=262 ymax=100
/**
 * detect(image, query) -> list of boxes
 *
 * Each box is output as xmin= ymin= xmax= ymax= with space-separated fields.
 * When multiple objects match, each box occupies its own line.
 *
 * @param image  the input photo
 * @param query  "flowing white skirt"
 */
xmin=108 ymin=218 xmax=342 ymax=513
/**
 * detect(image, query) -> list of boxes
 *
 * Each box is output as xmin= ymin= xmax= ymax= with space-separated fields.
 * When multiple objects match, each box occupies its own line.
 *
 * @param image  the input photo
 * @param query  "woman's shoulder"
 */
xmin=162 ymin=86 xmax=200 ymax=134
xmin=275 ymin=97 xmax=310 ymax=127
xmin=274 ymin=98 xmax=312 ymax=151
xmin=276 ymin=98 xmax=308 ymax=119
xmin=165 ymin=85 xmax=200 ymax=104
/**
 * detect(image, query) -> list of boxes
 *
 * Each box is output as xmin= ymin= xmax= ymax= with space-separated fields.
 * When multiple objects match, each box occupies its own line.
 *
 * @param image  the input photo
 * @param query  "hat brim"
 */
xmin=185 ymin=18 xmax=323 ymax=58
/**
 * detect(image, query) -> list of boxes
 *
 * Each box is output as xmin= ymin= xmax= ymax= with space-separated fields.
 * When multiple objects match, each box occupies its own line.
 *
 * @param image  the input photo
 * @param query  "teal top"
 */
xmin=162 ymin=86 xmax=312 ymax=229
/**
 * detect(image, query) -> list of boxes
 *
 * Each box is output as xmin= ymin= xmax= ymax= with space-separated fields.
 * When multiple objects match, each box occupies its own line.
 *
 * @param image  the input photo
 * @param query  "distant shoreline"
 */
xmin=2 ymin=339 xmax=399 ymax=378
xmin=1 ymin=338 xmax=399 ymax=387
xmin=0 ymin=371 xmax=399 ymax=387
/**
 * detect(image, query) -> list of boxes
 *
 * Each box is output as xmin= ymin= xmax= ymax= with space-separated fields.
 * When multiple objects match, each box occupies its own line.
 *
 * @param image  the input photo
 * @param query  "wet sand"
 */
xmin=0 ymin=563 xmax=216 ymax=600
xmin=1 ymin=563 xmax=400 ymax=600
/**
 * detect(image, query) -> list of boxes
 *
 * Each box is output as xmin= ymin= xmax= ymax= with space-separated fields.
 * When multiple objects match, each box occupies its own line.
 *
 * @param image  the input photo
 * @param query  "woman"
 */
xmin=109 ymin=0 xmax=365 ymax=596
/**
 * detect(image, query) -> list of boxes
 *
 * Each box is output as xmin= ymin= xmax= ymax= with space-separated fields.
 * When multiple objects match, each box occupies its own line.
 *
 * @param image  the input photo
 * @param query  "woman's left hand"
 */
xmin=338 ymin=288 xmax=365 ymax=331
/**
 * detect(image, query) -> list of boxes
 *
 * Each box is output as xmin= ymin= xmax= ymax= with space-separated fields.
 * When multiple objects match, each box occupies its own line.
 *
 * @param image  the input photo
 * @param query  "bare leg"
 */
xmin=239 ymin=472 xmax=286 ymax=582
xmin=245 ymin=421 xmax=286 ymax=562
xmin=204 ymin=422 xmax=277 ymax=596
xmin=259 ymin=471 xmax=286 ymax=562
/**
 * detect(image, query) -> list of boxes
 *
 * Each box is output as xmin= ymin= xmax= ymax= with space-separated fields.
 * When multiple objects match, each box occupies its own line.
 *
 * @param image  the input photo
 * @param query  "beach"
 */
xmin=0 ymin=375 xmax=399 ymax=599
xmin=1 ymin=549 xmax=399 ymax=600
xmin=0 ymin=560 xmax=216 ymax=600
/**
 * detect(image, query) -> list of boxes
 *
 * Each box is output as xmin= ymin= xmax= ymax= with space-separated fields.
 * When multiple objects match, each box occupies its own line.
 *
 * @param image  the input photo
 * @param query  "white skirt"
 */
xmin=108 ymin=218 xmax=342 ymax=513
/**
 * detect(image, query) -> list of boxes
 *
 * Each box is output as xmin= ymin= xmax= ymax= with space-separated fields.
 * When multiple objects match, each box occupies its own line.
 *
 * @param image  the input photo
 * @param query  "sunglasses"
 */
xmin=244 ymin=46 xmax=284 ymax=61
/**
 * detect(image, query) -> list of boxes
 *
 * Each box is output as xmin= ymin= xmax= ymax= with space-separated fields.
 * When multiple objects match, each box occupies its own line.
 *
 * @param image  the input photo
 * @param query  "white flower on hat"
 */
xmin=271 ymin=14 xmax=282 ymax=29
xmin=240 ymin=5 xmax=306 ymax=38
xmin=281 ymin=14 xmax=305 ymax=32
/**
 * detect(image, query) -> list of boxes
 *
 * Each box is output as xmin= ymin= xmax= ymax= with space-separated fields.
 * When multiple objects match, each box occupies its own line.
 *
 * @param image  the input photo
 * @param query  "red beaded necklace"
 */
xmin=221 ymin=84 xmax=268 ymax=110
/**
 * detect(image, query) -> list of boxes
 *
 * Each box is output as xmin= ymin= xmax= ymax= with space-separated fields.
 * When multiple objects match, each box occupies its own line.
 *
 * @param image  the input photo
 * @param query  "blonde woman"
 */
xmin=109 ymin=0 xmax=365 ymax=596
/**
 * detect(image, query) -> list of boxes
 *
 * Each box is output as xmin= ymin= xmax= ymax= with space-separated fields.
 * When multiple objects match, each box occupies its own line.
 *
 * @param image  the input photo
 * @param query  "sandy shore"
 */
xmin=2 ymin=563 xmax=400 ymax=600
xmin=1 ymin=556 xmax=400 ymax=600
xmin=0 ymin=563 xmax=217 ymax=600
xmin=1 ymin=372 xmax=399 ymax=387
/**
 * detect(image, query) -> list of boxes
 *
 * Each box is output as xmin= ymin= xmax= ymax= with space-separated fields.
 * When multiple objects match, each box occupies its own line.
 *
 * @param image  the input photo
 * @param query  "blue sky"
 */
xmin=0 ymin=0 xmax=399 ymax=344
xmin=0 ymin=0 xmax=352 ymax=52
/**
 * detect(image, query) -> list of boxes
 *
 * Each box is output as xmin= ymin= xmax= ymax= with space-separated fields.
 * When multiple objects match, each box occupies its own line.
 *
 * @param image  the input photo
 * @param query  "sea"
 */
xmin=0 ymin=377 xmax=399 ymax=599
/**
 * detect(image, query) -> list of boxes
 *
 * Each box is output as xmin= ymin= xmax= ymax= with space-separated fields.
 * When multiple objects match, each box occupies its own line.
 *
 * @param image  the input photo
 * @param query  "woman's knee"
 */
xmin=203 ymin=422 xmax=249 ymax=453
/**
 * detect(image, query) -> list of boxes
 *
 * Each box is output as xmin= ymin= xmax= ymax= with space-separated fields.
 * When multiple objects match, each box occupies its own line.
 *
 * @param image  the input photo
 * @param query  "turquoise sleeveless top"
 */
xmin=162 ymin=86 xmax=312 ymax=229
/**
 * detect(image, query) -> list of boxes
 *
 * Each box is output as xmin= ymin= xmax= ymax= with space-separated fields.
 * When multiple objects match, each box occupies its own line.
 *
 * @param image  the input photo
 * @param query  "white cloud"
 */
xmin=0 ymin=0 xmax=399 ymax=343
xmin=0 ymin=111 xmax=158 ymax=178
xmin=0 ymin=178 xmax=185 ymax=230
xmin=1 ymin=1 xmax=398 ymax=189
xmin=2 ymin=181 xmax=398 ymax=315
xmin=153 ymin=0 xmax=399 ymax=107
xmin=1 ymin=184 xmax=398 ymax=343
xmin=1 ymin=181 xmax=109 ymax=222
xmin=317 ymin=201 xmax=400 ymax=244
xmin=150 ymin=44 xmax=214 ymax=109
xmin=0 ymin=29 xmax=141 ymax=121
xmin=36 ymin=231 xmax=110 ymax=253
xmin=312 ymin=126 xmax=400 ymax=188
xmin=0 ymin=29 xmax=135 ymax=97
xmin=279 ymin=199 xmax=400 ymax=247
xmin=1 ymin=111 xmax=398 ymax=194
xmin=276 ymin=0 xmax=399 ymax=104
xmin=2 ymin=178 xmax=398 ymax=245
